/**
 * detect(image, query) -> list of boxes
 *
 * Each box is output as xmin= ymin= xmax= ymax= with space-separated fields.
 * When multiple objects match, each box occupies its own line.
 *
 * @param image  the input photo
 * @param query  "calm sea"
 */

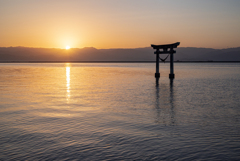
xmin=0 ymin=63 xmax=240 ymax=160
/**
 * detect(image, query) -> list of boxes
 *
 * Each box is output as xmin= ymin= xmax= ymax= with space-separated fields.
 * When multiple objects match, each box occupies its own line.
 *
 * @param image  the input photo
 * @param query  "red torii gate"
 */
xmin=151 ymin=42 xmax=180 ymax=79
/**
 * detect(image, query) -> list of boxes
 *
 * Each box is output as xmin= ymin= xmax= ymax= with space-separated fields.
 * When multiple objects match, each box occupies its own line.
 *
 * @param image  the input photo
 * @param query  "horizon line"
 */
xmin=1 ymin=46 xmax=240 ymax=50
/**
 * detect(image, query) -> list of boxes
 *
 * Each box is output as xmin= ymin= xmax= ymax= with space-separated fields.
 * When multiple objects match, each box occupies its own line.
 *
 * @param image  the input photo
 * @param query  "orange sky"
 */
xmin=1 ymin=0 xmax=240 ymax=49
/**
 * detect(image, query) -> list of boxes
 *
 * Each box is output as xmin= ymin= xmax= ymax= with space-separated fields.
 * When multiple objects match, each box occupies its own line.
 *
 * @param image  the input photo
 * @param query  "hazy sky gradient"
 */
xmin=1 ymin=0 xmax=240 ymax=49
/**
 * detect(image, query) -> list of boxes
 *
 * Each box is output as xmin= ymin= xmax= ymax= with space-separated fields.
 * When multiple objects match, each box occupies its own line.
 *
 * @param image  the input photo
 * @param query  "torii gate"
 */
xmin=151 ymin=42 xmax=180 ymax=79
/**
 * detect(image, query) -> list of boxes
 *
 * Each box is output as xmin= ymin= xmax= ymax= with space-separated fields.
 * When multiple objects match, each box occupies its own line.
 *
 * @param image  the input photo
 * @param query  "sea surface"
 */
xmin=0 ymin=63 xmax=240 ymax=161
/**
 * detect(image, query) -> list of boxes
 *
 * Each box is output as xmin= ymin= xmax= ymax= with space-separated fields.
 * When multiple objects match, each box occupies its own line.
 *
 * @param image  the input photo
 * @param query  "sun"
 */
xmin=65 ymin=45 xmax=71 ymax=50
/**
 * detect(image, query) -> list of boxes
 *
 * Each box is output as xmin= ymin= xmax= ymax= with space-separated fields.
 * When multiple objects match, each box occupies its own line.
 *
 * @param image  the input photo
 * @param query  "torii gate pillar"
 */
xmin=151 ymin=42 xmax=180 ymax=79
xmin=169 ymin=50 xmax=174 ymax=79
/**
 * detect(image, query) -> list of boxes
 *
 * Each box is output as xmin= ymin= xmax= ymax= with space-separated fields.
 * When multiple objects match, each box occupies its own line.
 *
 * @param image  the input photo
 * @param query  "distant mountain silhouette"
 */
xmin=0 ymin=46 xmax=240 ymax=62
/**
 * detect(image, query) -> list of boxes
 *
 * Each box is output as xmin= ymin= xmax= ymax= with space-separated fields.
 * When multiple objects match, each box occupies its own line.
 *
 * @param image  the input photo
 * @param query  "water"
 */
xmin=0 ymin=63 xmax=240 ymax=160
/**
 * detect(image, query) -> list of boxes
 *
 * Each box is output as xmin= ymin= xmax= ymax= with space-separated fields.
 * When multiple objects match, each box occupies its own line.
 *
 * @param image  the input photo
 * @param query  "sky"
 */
xmin=0 ymin=0 xmax=240 ymax=49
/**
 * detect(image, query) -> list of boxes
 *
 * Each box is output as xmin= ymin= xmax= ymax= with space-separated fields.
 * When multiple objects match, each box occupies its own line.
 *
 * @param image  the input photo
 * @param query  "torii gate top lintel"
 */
xmin=151 ymin=42 xmax=180 ymax=50
xmin=151 ymin=42 xmax=180 ymax=54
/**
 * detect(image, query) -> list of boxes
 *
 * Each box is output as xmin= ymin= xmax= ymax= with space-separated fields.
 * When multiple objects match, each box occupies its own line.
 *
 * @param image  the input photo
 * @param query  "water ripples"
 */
xmin=0 ymin=63 xmax=240 ymax=160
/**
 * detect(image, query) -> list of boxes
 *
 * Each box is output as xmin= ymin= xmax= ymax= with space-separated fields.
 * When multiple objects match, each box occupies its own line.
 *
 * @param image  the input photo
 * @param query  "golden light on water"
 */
xmin=66 ymin=66 xmax=70 ymax=102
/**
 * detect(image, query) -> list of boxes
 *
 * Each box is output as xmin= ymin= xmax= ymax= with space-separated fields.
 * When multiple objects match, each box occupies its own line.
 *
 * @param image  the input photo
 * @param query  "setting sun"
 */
xmin=66 ymin=46 xmax=70 ymax=50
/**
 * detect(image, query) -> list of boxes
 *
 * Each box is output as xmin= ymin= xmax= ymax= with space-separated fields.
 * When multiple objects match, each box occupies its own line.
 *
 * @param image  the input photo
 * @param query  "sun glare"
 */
xmin=66 ymin=46 xmax=70 ymax=50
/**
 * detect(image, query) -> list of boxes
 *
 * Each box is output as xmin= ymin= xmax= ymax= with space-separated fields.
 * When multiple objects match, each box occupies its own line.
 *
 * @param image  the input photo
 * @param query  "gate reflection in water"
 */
xmin=155 ymin=79 xmax=176 ymax=125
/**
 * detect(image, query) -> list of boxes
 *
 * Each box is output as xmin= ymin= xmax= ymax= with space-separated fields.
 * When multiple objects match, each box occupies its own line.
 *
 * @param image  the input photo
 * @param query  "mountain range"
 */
xmin=0 ymin=46 xmax=240 ymax=62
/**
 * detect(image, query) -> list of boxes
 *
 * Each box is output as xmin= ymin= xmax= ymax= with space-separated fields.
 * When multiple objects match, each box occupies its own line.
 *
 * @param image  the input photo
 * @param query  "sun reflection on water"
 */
xmin=66 ymin=65 xmax=71 ymax=102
